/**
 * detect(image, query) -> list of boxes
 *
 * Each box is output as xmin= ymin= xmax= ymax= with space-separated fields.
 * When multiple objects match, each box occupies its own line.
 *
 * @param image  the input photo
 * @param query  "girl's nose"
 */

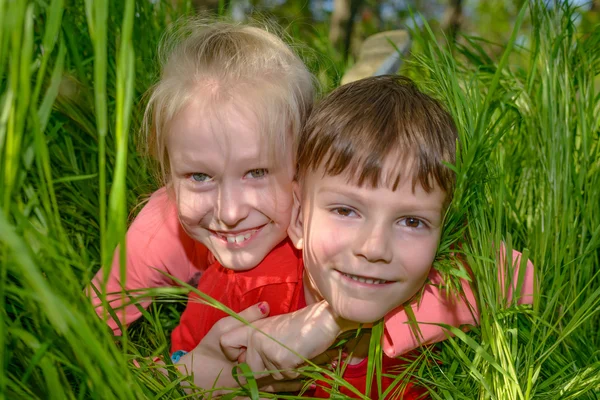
xmin=217 ymin=183 xmax=250 ymax=227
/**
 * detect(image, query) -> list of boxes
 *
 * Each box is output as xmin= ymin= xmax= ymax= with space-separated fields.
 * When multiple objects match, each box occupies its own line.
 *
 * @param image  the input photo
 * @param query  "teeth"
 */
xmin=343 ymin=273 xmax=388 ymax=285
xmin=218 ymin=229 xmax=257 ymax=244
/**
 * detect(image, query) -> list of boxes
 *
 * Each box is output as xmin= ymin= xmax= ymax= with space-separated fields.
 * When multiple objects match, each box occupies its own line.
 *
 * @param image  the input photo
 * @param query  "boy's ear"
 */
xmin=287 ymin=181 xmax=304 ymax=250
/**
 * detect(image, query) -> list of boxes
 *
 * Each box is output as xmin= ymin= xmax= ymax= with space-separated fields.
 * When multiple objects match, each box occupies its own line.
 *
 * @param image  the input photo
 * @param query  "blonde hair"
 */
xmin=142 ymin=17 xmax=315 ymax=185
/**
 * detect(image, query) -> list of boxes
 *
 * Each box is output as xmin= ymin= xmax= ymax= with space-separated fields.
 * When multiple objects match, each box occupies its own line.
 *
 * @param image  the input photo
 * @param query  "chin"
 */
xmin=218 ymin=255 xmax=262 ymax=272
xmin=337 ymin=306 xmax=388 ymax=324
xmin=227 ymin=263 xmax=260 ymax=272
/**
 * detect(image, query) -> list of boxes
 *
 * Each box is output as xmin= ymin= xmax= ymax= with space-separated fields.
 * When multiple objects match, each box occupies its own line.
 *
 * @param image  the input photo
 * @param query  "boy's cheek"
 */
xmin=399 ymin=241 xmax=438 ymax=275
xmin=306 ymin=223 xmax=348 ymax=261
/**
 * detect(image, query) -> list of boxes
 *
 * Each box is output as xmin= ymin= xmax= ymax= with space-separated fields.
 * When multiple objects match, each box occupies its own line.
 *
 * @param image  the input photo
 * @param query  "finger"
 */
xmin=220 ymin=302 xmax=270 ymax=360
xmin=261 ymin=353 xmax=285 ymax=381
xmin=263 ymin=350 xmax=302 ymax=381
xmin=237 ymin=349 xmax=247 ymax=364
xmin=218 ymin=302 xmax=270 ymax=333
xmin=258 ymin=379 xmax=307 ymax=393
xmin=279 ymin=367 xmax=301 ymax=380
xmin=245 ymin=346 xmax=271 ymax=380
xmin=309 ymin=348 xmax=345 ymax=367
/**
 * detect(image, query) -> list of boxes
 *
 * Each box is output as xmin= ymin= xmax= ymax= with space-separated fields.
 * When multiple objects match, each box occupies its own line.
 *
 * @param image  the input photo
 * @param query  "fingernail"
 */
xmin=258 ymin=302 xmax=268 ymax=314
xmin=309 ymin=383 xmax=317 ymax=390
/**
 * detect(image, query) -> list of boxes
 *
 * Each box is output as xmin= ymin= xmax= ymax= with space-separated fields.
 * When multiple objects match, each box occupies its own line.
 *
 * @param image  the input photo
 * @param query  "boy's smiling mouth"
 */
xmin=338 ymin=271 xmax=394 ymax=285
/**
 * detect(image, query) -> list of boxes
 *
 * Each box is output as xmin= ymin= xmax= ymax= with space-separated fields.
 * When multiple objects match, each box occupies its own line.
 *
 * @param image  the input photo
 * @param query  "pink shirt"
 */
xmin=89 ymin=188 xmax=211 ymax=335
xmin=90 ymin=187 xmax=535 ymax=357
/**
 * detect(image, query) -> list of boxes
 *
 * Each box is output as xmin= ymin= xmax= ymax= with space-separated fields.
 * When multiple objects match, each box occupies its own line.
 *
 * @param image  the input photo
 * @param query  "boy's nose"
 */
xmin=354 ymin=223 xmax=393 ymax=264
xmin=216 ymin=183 xmax=250 ymax=227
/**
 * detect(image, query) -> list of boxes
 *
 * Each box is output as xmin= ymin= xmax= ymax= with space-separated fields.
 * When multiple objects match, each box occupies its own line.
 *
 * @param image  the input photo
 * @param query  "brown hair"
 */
xmin=142 ymin=17 xmax=315 ymax=185
xmin=296 ymin=75 xmax=457 ymax=196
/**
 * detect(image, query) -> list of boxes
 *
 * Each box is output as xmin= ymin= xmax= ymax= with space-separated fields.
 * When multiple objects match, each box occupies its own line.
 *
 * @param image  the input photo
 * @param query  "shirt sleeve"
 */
xmin=382 ymin=245 xmax=535 ymax=358
xmin=87 ymin=187 xmax=211 ymax=335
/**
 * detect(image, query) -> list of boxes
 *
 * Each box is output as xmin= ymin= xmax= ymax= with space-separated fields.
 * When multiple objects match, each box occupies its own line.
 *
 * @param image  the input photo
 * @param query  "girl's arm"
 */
xmin=88 ymin=187 xmax=211 ymax=335
xmin=382 ymin=246 xmax=535 ymax=358
xmin=174 ymin=302 xmax=306 ymax=395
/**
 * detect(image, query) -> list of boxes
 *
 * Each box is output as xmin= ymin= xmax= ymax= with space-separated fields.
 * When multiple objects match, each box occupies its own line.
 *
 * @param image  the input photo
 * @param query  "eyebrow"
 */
xmin=317 ymin=186 xmax=363 ymax=201
xmin=176 ymin=148 xmax=267 ymax=167
xmin=316 ymin=185 xmax=444 ymax=214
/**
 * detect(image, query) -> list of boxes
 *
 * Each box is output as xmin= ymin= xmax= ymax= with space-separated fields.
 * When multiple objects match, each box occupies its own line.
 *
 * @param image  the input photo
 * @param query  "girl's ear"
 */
xmin=287 ymin=181 xmax=304 ymax=250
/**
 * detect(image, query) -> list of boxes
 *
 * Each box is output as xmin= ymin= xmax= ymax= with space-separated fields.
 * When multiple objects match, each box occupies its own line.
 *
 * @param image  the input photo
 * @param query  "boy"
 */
xmin=286 ymin=74 xmax=454 ymax=397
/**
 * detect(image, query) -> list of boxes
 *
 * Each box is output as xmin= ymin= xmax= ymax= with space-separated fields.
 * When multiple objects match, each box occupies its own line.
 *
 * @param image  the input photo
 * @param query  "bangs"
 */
xmin=318 ymin=124 xmax=452 ymax=193
xmin=298 ymin=76 xmax=457 ymax=195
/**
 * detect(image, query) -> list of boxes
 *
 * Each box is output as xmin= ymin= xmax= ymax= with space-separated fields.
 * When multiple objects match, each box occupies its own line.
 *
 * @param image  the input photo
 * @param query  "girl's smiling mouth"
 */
xmin=210 ymin=224 xmax=267 ymax=246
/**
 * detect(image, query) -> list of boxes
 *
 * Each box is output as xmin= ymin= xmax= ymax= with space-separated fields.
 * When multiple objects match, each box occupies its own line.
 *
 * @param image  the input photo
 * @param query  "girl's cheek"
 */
xmin=176 ymin=187 xmax=211 ymax=224
xmin=176 ymin=190 xmax=195 ymax=222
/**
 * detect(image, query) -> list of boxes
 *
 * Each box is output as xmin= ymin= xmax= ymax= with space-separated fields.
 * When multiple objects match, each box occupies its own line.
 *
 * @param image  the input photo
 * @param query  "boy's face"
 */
xmin=167 ymin=95 xmax=294 ymax=271
xmin=289 ymin=161 xmax=446 ymax=323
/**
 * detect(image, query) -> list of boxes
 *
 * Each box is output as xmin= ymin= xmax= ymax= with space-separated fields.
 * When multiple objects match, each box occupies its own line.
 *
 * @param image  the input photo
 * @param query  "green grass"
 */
xmin=1 ymin=0 xmax=599 ymax=399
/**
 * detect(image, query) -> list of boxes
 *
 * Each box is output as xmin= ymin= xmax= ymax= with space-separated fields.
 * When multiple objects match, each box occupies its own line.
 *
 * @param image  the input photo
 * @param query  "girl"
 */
xmin=90 ymin=19 xmax=313 ymax=334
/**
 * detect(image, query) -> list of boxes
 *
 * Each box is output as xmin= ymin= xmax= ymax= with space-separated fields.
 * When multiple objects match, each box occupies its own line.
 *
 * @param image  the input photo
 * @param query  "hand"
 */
xmin=175 ymin=302 xmax=305 ymax=396
xmin=220 ymin=300 xmax=357 ymax=381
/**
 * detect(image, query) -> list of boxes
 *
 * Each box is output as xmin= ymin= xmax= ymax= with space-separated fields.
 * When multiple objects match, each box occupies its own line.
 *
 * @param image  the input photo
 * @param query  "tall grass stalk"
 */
xmin=84 ymin=0 xmax=108 ymax=278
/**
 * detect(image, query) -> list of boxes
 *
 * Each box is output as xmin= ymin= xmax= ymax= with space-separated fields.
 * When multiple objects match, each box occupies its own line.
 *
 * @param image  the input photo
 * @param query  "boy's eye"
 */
xmin=332 ymin=207 xmax=356 ymax=217
xmin=245 ymin=169 xmax=268 ymax=179
xmin=402 ymin=217 xmax=425 ymax=229
xmin=190 ymin=173 xmax=212 ymax=183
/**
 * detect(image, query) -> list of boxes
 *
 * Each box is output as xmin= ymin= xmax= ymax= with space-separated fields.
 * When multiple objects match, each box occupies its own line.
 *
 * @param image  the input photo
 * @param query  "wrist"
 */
xmin=336 ymin=317 xmax=361 ymax=332
xmin=321 ymin=303 xmax=358 ymax=333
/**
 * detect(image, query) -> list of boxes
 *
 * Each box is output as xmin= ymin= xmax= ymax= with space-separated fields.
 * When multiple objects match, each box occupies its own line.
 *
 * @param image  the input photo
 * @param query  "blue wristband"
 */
xmin=171 ymin=350 xmax=188 ymax=363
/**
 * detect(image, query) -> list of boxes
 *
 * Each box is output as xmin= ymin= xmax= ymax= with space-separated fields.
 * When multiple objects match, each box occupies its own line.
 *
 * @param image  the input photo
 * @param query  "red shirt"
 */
xmin=308 ymin=355 xmax=426 ymax=399
xmin=171 ymin=239 xmax=304 ymax=352
xmin=171 ymin=238 xmax=427 ymax=398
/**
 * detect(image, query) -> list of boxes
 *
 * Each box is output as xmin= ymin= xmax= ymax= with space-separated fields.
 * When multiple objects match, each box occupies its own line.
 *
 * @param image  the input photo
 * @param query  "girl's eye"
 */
xmin=190 ymin=173 xmax=212 ymax=183
xmin=245 ymin=169 xmax=268 ymax=179
xmin=332 ymin=207 xmax=356 ymax=217
xmin=402 ymin=217 xmax=425 ymax=229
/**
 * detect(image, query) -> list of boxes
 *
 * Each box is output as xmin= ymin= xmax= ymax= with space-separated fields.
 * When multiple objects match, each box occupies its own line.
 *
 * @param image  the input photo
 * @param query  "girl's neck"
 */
xmin=302 ymin=271 xmax=322 ymax=307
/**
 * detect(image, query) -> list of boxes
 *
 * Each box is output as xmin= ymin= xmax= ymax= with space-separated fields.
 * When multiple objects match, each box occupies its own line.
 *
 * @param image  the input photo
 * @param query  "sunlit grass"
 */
xmin=0 ymin=0 xmax=598 ymax=398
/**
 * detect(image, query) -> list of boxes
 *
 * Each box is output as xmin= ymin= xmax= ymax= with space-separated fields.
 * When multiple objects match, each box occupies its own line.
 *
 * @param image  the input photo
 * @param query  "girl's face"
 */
xmin=167 ymin=95 xmax=294 ymax=271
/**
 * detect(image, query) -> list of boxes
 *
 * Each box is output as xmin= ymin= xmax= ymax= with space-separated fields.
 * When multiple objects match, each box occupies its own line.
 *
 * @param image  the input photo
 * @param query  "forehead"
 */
xmin=166 ymin=95 xmax=270 ymax=163
xmin=302 ymin=159 xmax=447 ymax=211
